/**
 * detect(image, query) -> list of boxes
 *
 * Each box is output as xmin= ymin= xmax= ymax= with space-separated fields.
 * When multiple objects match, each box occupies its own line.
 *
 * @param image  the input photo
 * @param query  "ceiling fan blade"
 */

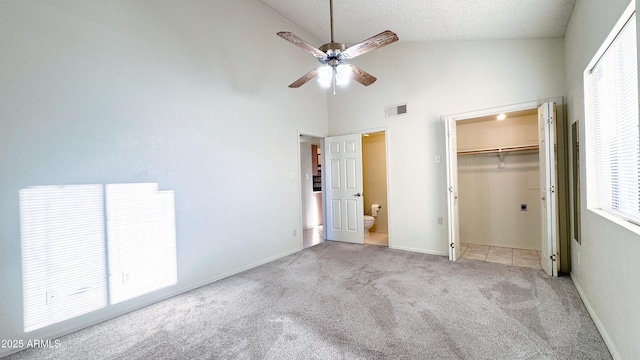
xmin=341 ymin=30 xmax=399 ymax=59
xmin=343 ymin=64 xmax=377 ymax=86
xmin=288 ymin=68 xmax=318 ymax=88
xmin=277 ymin=32 xmax=327 ymax=60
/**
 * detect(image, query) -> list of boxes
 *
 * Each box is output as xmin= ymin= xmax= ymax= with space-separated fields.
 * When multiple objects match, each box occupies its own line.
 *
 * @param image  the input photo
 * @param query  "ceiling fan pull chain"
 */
xmin=332 ymin=67 xmax=337 ymax=95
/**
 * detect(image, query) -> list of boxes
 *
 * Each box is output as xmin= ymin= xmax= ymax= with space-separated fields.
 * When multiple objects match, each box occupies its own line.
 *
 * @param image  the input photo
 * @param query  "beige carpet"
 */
xmin=8 ymin=241 xmax=611 ymax=359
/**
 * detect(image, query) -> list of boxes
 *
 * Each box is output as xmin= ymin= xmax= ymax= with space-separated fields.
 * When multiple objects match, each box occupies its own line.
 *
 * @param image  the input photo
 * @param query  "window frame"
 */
xmin=584 ymin=0 xmax=640 ymax=231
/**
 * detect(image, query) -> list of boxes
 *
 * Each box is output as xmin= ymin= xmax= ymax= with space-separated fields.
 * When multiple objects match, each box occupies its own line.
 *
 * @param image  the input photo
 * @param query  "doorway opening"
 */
xmin=299 ymin=134 xmax=324 ymax=248
xmin=444 ymin=98 xmax=570 ymax=277
xmin=301 ymin=130 xmax=390 ymax=248
xmin=455 ymin=109 xmax=543 ymax=268
xmin=362 ymin=131 xmax=389 ymax=247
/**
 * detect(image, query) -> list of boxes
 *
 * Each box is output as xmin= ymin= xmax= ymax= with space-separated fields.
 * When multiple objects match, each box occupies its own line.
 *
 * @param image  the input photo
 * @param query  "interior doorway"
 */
xmin=323 ymin=131 xmax=390 ymax=247
xmin=362 ymin=131 xmax=389 ymax=247
xmin=299 ymin=134 xmax=324 ymax=248
xmin=444 ymin=98 xmax=570 ymax=277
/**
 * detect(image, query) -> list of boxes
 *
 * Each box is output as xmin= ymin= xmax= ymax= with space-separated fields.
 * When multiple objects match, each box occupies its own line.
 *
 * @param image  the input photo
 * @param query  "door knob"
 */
xmin=354 ymin=193 xmax=362 ymax=197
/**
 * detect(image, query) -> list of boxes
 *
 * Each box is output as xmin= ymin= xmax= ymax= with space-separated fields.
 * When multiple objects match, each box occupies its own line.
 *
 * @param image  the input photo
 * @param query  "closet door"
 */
xmin=445 ymin=118 xmax=461 ymax=260
xmin=538 ymin=102 xmax=558 ymax=277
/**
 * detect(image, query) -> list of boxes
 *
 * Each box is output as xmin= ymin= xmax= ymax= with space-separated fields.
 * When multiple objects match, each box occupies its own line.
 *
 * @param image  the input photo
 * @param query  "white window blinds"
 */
xmin=589 ymin=12 xmax=640 ymax=225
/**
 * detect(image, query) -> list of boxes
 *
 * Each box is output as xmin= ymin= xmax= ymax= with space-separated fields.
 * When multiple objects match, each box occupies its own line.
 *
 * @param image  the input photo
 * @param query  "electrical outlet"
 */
xmin=293 ymin=229 xmax=297 ymax=237
xmin=437 ymin=217 xmax=443 ymax=225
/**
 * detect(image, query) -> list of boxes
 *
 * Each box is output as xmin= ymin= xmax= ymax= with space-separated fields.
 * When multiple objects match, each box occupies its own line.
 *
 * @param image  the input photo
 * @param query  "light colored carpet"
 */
xmin=8 ymin=241 xmax=611 ymax=359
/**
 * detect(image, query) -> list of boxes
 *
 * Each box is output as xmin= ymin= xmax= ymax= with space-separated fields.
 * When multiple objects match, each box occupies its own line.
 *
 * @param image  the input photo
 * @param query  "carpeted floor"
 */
xmin=8 ymin=242 xmax=611 ymax=359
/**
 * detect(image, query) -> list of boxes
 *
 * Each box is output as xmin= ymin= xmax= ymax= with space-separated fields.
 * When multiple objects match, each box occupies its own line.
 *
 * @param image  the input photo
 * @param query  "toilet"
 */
xmin=363 ymin=215 xmax=375 ymax=237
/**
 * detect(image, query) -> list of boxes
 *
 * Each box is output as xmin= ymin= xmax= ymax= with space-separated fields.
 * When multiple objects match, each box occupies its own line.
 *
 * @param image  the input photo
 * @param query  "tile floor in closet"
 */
xmin=303 ymin=228 xmax=541 ymax=270
xmin=461 ymin=243 xmax=541 ymax=269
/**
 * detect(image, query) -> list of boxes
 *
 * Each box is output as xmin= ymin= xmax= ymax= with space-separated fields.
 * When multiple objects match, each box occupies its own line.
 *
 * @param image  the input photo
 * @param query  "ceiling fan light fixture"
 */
xmin=277 ymin=0 xmax=398 ymax=90
xmin=317 ymin=66 xmax=333 ymax=88
xmin=335 ymin=65 xmax=350 ymax=86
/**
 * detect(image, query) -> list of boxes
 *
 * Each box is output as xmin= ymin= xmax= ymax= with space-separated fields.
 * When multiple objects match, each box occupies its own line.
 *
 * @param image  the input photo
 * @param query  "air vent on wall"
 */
xmin=385 ymin=103 xmax=408 ymax=118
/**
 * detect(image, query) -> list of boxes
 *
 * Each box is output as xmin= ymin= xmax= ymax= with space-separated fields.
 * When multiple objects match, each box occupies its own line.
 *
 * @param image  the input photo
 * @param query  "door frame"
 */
xmin=297 ymin=130 xmax=327 ymax=250
xmin=442 ymin=97 xmax=566 ymax=275
xmin=296 ymin=128 xmax=392 ymax=248
xmin=349 ymin=127 xmax=392 ymax=248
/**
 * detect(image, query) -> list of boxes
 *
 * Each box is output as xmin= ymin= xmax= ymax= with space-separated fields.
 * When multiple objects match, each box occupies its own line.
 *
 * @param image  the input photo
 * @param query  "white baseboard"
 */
xmin=389 ymin=245 xmax=448 ymax=257
xmin=571 ymin=273 xmax=620 ymax=360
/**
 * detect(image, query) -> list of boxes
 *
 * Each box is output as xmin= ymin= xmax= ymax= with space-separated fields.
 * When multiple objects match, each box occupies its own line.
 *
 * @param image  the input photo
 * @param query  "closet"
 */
xmin=456 ymin=110 xmax=541 ymax=251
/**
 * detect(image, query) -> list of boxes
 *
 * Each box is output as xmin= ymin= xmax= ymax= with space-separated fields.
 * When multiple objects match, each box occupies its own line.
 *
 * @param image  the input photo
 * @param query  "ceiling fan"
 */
xmin=277 ymin=0 xmax=398 ymax=91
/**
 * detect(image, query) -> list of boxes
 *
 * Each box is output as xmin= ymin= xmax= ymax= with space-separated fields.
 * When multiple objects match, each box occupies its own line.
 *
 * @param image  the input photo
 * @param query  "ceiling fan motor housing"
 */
xmin=319 ymin=43 xmax=347 ymax=65
xmin=319 ymin=42 xmax=346 ymax=53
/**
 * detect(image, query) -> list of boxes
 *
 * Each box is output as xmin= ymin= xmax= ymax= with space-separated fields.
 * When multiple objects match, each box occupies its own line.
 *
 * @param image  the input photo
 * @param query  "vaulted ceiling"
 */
xmin=260 ymin=0 xmax=576 ymax=45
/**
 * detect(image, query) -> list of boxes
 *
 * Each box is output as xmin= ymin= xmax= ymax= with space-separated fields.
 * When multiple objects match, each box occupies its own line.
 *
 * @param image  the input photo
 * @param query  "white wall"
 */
xmin=328 ymin=39 xmax=565 ymax=255
xmin=0 ymin=0 xmax=327 ymax=356
xmin=458 ymin=153 xmax=541 ymax=250
xmin=564 ymin=0 xmax=640 ymax=358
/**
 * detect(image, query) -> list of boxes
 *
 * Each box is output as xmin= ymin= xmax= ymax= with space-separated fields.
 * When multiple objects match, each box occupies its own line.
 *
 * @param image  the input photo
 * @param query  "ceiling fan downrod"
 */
xmin=329 ymin=0 xmax=334 ymax=43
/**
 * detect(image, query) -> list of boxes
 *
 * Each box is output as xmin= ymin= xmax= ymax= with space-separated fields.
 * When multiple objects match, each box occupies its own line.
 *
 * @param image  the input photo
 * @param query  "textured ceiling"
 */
xmin=260 ymin=0 xmax=576 ymax=45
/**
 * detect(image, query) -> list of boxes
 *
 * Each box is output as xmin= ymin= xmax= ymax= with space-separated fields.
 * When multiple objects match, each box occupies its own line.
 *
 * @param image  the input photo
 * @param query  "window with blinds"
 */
xmin=586 ymin=4 xmax=640 ymax=226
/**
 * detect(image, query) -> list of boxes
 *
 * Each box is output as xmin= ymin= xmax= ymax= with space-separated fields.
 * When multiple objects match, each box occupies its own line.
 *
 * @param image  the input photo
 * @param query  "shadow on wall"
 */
xmin=19 ymin=183 xmax=177 ymax=332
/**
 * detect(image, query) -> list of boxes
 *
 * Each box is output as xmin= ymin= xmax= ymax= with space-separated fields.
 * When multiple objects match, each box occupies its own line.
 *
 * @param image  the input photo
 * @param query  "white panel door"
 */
xmin=538 ymin=102 xmax=558 ymax=276
xmin=445 ymin=118 xmax=461 ymax=260
xmin=324 ymin=134 xmax=364 ymax=244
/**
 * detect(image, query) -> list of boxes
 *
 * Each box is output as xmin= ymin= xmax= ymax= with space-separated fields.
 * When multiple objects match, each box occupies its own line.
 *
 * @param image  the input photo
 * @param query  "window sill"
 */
xmin=589 ymin=208 xmax=640 ymax=236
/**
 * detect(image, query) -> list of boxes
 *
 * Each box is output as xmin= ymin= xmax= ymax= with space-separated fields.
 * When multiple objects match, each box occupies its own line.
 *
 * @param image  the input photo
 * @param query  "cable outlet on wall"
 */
xmin=437 ymin=217 xmax=443 ymax=225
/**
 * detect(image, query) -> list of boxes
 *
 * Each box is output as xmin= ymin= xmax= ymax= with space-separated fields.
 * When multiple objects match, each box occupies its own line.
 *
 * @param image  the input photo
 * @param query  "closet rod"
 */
xmin=457 ymin=144 xmax=539 ymax=156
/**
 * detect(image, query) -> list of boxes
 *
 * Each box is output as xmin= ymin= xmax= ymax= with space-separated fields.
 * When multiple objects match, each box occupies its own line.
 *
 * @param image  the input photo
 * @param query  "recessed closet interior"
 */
xmin=456 ymin=109 xmax=541 ymax=251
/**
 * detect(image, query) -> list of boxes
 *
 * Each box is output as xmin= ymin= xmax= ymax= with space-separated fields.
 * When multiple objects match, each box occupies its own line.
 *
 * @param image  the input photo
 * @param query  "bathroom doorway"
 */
xmin=362 ymin=131 xmax=389 ymax=246
xmin=323 ymin=131 xmax=390 ymax=246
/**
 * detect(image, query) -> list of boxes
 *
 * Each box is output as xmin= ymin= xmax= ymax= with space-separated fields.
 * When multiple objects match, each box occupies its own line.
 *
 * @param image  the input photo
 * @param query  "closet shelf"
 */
xmin=457 ymin=144 xmax=539 ymax=156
